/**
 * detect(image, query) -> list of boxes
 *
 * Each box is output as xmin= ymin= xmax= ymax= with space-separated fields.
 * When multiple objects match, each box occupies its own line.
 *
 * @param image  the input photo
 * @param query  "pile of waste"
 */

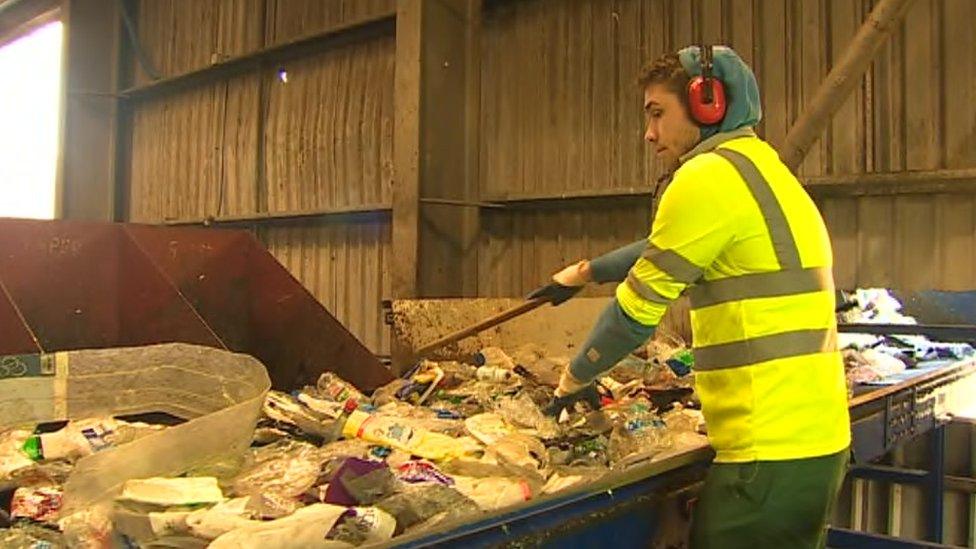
xmin=838 ymin=289 xmax=974 ymax=392
xmin=0 ymin=343 xmax=705 ymax=547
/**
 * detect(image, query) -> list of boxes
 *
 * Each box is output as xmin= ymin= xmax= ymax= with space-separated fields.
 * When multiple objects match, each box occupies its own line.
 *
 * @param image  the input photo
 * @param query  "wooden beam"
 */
xmin=161 ymin=204 xmax=393 ymax=227
xmin=0 ymin=0 xmax=59 ymax=48
xmin=781 ymin=0 xmax=917 ymax=171
xmin=805 ymin=169 xmax=976 ymax=196
xmin=473 ymin=169 xmax=976 ymax=206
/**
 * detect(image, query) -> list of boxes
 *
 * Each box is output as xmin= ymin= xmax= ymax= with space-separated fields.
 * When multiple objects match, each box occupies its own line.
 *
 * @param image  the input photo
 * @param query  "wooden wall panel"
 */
xmin=134 ymin=0 xmax=263 ymax=83
xmin=479 ymin=201 xmax=650 ymax=297
xmin=265 ymin=0 xmax=395 ymax=45
xmin=264 ymin=36 xmax=395 ymax=213
xmin=129 ymin=74 xmax=260 ymax=222
xmin=260 ymin=218 xmax=392 ymax=355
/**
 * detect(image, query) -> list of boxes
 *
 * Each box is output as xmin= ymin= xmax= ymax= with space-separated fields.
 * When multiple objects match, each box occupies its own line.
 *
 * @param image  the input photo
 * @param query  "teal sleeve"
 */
xmin=568 ymin=299 xmax=656 ymax=383
xmin=589 ymin=240 xmax=647 ymax=284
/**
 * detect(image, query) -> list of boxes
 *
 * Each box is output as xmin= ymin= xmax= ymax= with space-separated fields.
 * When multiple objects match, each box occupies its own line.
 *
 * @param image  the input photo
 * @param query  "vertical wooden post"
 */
xmin=57 ymin=0 xmax=122 ymax=220
xmin=392 ymin=0 xmax=482 ymax=299
xmin=392 ymin=0 xmax=422 ymax=299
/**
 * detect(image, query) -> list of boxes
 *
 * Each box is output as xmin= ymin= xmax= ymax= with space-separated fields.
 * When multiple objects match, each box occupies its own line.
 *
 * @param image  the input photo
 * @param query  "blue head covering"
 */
xmin=677 ymin=45 xmax=762 ymax=140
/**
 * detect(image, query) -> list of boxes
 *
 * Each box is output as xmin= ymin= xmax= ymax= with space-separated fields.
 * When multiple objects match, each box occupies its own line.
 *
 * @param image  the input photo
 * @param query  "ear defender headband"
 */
xmin=687 ymin=45 xmax=727 ymax=125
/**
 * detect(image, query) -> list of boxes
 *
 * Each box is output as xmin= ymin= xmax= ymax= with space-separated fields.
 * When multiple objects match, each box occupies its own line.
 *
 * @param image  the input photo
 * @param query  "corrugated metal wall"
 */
xmin=259 ymin=217 xmax=392 ymax=353
xmin=129 ymin=74 xmax=261 ymax=222
xmin=263 ymin=38 xmax=394 ymax=213
xmin=478 ymin=0 xmax=976 ymax=297
xmin=127 ymin=0 xmax=395 ymax=354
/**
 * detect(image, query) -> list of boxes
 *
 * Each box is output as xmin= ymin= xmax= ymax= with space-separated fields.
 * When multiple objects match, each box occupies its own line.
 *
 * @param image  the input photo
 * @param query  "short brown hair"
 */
xmin=637 ymin=52 xmax=690 ymax=106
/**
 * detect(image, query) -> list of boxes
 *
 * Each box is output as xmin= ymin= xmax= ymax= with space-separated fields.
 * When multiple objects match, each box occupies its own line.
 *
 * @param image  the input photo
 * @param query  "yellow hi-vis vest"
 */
xmin=617 ymin=130 xmax=851 ymax=463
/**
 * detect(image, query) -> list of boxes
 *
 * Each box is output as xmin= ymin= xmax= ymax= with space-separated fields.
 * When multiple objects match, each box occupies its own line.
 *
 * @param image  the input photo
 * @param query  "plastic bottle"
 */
xmin=476 ymin=366 xmax=514 ymax=382
xmin=473 ymin=347 xmax=516 ymax=370
xmin=326 ymin=398 xmax=359 ymax=443
xmin=316 ymin=373 xmax=366 ymax=403
xmin=21 ymin=422 xmax=113 ymax=461
xmin=665 ymin=349 xmax=694 ymax=377
xmin=341 ymin=410 xmax=480 ymax=461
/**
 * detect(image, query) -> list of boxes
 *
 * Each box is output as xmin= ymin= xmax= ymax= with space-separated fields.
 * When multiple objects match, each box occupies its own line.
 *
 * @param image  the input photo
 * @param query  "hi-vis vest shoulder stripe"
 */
xmin=689 ymin=148 xmax=834 ymax=371
xmin=713 ymin=149 xmax=801 ymax=270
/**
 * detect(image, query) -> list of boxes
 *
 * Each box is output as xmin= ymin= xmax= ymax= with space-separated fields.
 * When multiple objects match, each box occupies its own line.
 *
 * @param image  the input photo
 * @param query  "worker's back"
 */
xmin=680 ymin=134 xmax=851 ymax=463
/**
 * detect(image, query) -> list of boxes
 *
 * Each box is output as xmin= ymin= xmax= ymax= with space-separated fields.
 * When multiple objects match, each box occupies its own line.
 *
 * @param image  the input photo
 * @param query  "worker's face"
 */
xmin=643 ymin=83 xmax=701 ymax=168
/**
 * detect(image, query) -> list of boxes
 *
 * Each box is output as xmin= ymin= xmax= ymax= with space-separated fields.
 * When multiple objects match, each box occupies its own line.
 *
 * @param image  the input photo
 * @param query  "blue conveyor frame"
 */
xmin=385 ymin=342 xmax=976 ymax=547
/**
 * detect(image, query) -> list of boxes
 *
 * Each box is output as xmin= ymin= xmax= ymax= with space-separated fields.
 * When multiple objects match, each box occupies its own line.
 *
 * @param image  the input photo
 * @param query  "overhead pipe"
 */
xmin=780 ymin=0 xmax=918 ymax=172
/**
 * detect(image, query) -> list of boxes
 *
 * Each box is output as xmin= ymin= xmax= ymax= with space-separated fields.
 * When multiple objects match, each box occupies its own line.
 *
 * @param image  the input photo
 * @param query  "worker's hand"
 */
xmin=527 ymin=260 xmax=591 ymax=305
xmin=543 ymin=369 xmax=601 ymax=416
xmin=543 ymin=384 xmax=601 ymax=417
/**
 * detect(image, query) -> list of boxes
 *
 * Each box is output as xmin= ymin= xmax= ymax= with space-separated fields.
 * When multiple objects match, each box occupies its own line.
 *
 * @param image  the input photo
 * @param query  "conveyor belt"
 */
xmin=848 ymin=358 xmax=976 ymax=462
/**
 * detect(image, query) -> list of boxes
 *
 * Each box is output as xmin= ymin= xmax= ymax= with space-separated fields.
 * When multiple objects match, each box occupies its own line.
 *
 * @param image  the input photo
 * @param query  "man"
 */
xmin=530 ymin=46 xmax=850 ymax=548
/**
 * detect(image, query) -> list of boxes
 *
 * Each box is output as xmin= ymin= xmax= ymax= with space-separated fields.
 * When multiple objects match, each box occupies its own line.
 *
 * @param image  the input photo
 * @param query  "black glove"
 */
xmin=543 ymin=384 xmax=601 ymax=417
xmin=527 ymin=282 xmax=583 ymax=306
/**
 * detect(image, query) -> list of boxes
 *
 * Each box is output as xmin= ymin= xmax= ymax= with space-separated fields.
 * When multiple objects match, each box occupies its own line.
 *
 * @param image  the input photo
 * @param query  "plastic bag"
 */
xmin=228 ymin=440 xmax=324 ymax=510
xmin=59 ymin=502 xmax=116 ymax=548
xmin=451 ymin=475 xmax=533 ymax=510
xmin=542 ymin=466 xmax=607 ymax=494
xmin=184 ymin=496 xmax=259 ymax=540
xmin=376 ymin=483 xmax=478 ymax=531
xmin=208 ymin=503 xmax=352 ymax=549
xmin=324 ymin=506 xmax=397 ymax=545
xmin=485 ymin=434 xmax=549 ymax=481
xmin=323 ymin=458 xmax=397 ymax=506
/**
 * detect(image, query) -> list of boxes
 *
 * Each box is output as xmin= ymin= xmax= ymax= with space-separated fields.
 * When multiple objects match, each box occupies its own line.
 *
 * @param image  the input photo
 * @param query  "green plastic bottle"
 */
xmin=21 ymin=435 xmax=43 ymax=461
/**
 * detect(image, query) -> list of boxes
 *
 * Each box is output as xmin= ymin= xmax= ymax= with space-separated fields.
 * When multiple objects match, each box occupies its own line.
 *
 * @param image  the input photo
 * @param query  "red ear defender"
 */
xmin=687 ymin=45 xmax=727 ymax=125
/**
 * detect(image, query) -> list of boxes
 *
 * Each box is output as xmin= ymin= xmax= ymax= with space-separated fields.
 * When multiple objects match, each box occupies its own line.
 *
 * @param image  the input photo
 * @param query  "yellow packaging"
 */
xmin=342 ymin=411 xmax=481 ymax=461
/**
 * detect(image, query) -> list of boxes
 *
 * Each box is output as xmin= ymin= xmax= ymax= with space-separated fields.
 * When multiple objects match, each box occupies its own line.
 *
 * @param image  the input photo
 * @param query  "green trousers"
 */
xmin=689 ymin=448 xmax=850 ymax=549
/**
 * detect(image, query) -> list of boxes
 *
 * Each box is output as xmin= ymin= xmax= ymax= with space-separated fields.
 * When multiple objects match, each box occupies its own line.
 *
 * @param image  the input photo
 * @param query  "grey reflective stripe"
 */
xmin=688 ymin=266 xmax=833 ymax=309
xmin=693 ymin=328 xmax=837 ymax=371
xmin=713 ymin=148 xmax=802 ymax=270
xmin=642 ymin=245 xmax=703 ymax=284
xmin=625 ymin=271 xmax=671 ymax=304
xmin=679 ymin=127 xmax=757 ymax=164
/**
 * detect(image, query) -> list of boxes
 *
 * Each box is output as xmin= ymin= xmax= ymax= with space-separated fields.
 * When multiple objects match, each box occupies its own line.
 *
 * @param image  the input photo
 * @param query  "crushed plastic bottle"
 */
xmin=317 ymin=372 xmax=367 ymax=404
xmin=473 ymin=347 xmax=516 ymax=370
xmin=475 ymin=366 xmax=514 ymax=382
xmin=608 ymin=408 xmax=673 ymax=465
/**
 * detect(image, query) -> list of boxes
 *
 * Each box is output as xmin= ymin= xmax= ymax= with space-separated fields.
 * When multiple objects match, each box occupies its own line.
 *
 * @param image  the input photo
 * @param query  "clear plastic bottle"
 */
xmin=476 ymin=366 xmax=514 ymax=382
xmin=326 ymin=398 xmax=359 ymax=443
xmin=473 ymin=347 xmax=516 ymax=370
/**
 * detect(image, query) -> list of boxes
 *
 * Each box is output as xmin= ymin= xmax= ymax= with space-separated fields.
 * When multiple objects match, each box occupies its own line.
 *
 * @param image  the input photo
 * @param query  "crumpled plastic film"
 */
xmin=229 ymin=440 xmax=323 ymax=503
xmin=376 ymin=483 xmax=479 ymax=531
xmin=208 ymin=503 xmax=354 ymax=549
xmin=0 ymin=343 xmax=270 ymax=514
